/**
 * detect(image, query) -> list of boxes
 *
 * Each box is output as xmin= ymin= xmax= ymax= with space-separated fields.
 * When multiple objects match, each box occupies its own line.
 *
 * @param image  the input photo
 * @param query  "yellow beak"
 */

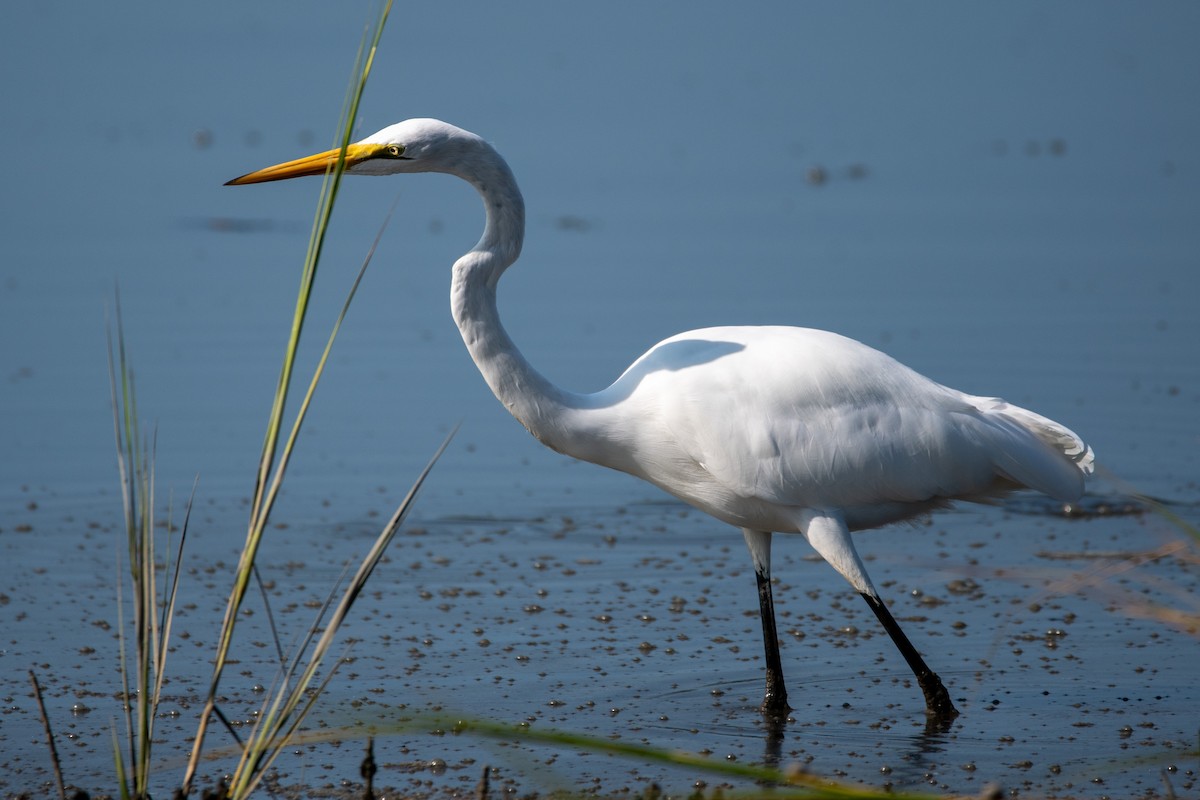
xmin=225 ymin=142 xmax=383 ymax=185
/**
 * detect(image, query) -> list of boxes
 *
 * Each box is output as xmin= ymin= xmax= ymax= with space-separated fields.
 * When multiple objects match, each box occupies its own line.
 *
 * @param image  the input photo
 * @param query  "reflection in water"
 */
xmin=886 ymin=725 xmax=953 ymax=789
xmin=645 ymin=670 xmax=961 ymax=788
xmin=759 ymin=713 xmax=786 ymax=773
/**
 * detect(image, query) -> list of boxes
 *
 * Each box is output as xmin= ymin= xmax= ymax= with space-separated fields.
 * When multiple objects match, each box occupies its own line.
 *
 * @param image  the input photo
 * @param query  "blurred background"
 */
xmin=2 ymin=2 xmax=1196 ymax=519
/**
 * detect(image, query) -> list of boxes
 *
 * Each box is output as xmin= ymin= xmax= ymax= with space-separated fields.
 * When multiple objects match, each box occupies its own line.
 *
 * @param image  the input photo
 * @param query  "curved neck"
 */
xmin=449 ymin=148 xmax=582 ymax=453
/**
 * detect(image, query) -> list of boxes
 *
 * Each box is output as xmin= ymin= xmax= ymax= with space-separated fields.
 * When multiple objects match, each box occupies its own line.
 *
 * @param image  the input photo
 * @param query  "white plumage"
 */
xmin=587 ymin=326 xmax=1090 ymax=528
xmin=229 ymin=118 xmax=1094 ymax=722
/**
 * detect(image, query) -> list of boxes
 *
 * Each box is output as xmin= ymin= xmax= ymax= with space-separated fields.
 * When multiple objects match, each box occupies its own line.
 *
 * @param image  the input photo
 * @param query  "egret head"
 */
xmin=226 ymin=118 xmax=483 ymax=185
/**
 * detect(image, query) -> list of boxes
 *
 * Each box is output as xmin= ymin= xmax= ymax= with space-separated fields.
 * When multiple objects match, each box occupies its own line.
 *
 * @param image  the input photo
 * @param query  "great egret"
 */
xmin=228 ymin=119 xmax=1094 ymax=722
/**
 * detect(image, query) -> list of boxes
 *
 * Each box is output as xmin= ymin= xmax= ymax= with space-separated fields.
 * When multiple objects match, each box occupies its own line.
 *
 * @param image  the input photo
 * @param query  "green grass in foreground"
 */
xmin=178 ymin=4 xmax=395 ymax=796
xmin=107 ymin=292 xmax=193 ymax=800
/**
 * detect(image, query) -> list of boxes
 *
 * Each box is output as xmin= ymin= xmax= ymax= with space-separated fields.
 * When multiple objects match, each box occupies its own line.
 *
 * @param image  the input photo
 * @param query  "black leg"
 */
xmin=755 ymin=569 xmax=790 ymax=715
xmin=860 ymin=592 xmax=958 ymax=723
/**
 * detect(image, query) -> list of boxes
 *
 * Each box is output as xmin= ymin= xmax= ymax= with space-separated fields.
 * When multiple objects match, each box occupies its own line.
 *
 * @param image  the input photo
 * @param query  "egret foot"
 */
xmin=918 ymin=668 xmax=959 ymax=724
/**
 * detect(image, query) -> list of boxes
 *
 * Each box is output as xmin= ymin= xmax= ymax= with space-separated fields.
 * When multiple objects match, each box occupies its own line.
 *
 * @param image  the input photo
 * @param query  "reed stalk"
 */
xmin=180 ymin=3 xmax=394 ymax=794
xmin=107 ymin=296 xmax=193 ymax=800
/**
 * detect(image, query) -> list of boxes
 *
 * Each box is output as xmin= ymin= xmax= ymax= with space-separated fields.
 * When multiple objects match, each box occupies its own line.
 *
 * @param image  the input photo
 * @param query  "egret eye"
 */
xmin=386 ymin=144 xmax=405 ymax=157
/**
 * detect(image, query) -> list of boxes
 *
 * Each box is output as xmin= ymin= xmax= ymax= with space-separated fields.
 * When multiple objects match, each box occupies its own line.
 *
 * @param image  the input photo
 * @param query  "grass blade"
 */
xmin=181 ymin=3 xmax=394 ymax=792
xmin=108 ymin=297 xmax=195 ymax=798
xmin=29 ymin=671 xmax=68 ymax=800
xmin=227 ymin=428 xmax=455 ymax=799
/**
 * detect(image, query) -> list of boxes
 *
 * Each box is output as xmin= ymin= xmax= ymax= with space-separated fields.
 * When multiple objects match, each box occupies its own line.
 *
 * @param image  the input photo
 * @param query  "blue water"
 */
xmin=1 ymin=3 xmax=1197 ymax=797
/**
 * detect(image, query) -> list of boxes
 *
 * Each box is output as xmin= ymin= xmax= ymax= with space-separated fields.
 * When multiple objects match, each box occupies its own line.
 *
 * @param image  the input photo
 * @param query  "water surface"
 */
xmin=1 ymin=3 xmax=1197 ymax=797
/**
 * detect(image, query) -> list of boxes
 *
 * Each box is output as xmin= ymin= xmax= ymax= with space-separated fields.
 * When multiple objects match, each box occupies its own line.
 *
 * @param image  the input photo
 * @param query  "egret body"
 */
xmin=229 ymin=119 xmax=1094 ymax=722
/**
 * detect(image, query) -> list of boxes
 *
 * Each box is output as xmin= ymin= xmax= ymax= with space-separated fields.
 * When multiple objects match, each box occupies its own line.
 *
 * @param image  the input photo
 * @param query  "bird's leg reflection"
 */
xmin=754 ymin=687 xmax=954 ymax=787
xmin=759 ymin=708 xmax=787 ymax=771
xmin=887 ymin=714 xmax=957 ymax=786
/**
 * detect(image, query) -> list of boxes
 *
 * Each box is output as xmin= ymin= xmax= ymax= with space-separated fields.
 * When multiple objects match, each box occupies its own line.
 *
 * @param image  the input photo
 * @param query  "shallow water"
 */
xmin=2 ymin=2 xmax=1198 ymax=798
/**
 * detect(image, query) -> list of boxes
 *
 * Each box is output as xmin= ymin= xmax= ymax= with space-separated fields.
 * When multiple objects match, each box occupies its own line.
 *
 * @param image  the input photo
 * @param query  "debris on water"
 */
xmin=555 ymin=215 xmax=592 ymax=232
xmin=2 ymin=490 xmax=1194 ymax=797
xmin=945 ymin=578 xmax=982 ymax=597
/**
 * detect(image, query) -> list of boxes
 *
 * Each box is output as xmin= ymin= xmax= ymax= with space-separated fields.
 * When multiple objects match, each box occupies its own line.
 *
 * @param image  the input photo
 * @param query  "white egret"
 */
xmin=228 ymin=119 xmax=1094 ymax=722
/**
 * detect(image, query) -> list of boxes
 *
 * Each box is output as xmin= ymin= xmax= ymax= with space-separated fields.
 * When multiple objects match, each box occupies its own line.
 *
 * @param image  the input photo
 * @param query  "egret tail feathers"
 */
xmin=972 ymin=397 xmax=1095 ymax=502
